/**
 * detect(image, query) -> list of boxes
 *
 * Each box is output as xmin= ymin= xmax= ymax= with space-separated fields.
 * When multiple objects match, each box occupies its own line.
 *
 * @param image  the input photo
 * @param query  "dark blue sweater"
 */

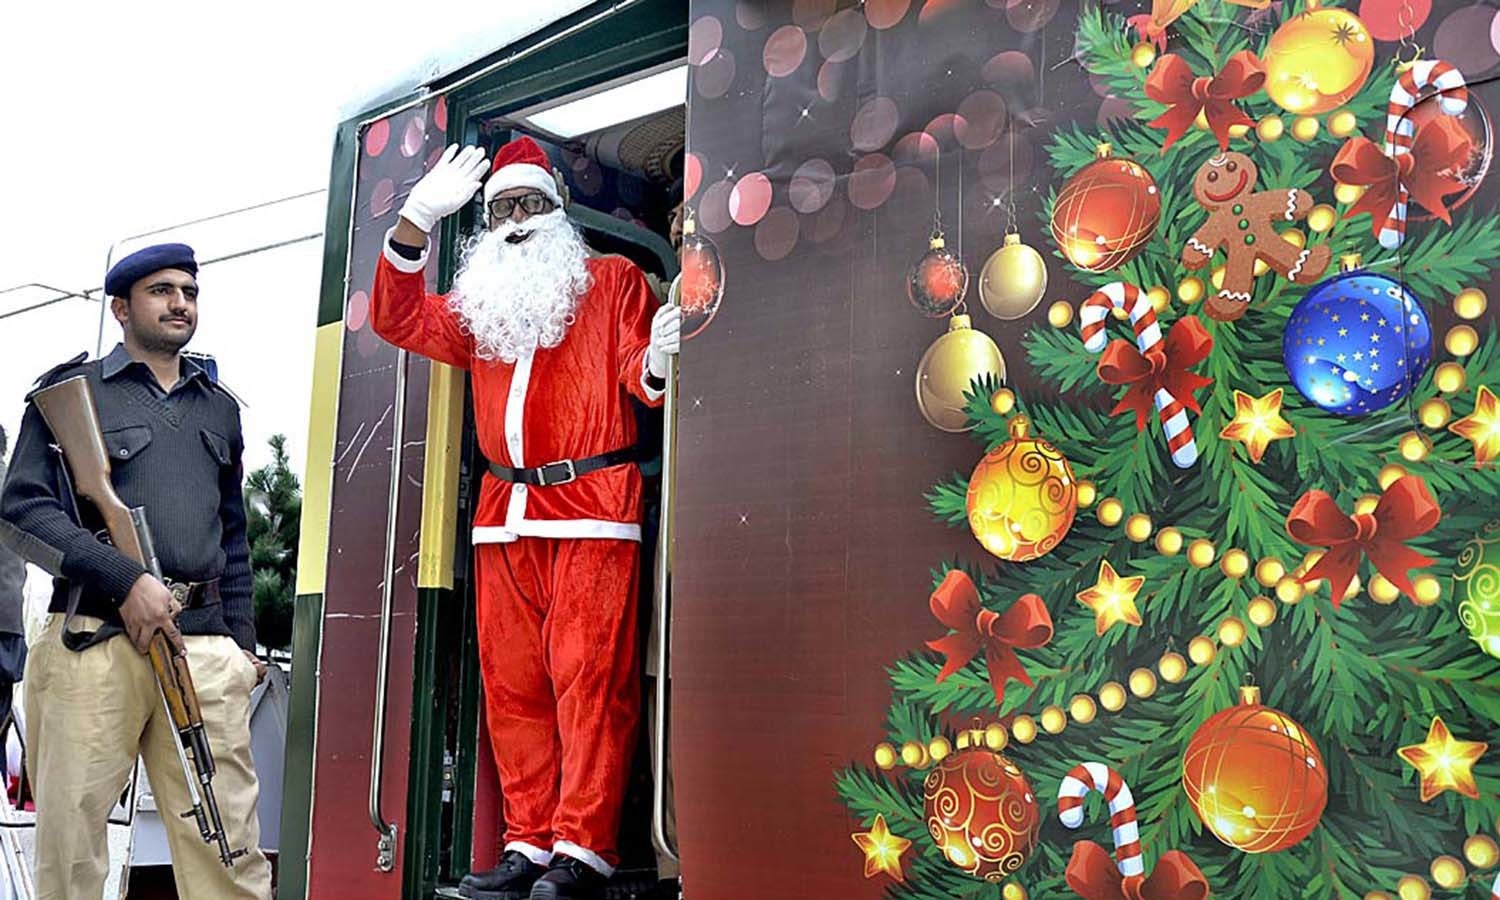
xmin=0 ymin=347 xmax=256 ymax=650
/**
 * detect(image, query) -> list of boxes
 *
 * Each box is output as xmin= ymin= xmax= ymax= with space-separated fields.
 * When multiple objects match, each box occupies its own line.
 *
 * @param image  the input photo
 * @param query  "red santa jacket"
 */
xmin=370 ymin=234 xmax=663 ymax=544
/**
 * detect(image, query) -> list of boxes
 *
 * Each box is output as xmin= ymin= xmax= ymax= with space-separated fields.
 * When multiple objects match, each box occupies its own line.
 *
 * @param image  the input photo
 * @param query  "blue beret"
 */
xmin=105 ymin=243 xmax=198 ymax=298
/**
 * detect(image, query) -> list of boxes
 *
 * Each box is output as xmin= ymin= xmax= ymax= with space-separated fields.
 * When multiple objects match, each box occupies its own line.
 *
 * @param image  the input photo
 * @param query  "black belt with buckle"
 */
xmin=167 ymin=578 xmax=222 ymax=609
xmin=487 ymin=447 xmax=638 ymax=487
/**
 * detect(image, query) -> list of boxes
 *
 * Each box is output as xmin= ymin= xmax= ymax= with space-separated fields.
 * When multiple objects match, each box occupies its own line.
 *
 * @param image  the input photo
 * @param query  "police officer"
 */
xmin=0 ymin=243 xmax=272 ymax=899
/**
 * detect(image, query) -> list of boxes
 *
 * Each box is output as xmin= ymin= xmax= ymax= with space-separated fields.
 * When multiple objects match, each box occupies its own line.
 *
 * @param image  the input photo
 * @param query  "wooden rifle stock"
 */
xmin=30 ymin=375 xmax=242 ymax=867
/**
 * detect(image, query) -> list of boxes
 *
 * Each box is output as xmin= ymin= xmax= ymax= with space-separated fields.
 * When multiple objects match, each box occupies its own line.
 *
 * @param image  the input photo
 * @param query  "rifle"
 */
xmin=30 ymin=374 xmax=245 ymax=868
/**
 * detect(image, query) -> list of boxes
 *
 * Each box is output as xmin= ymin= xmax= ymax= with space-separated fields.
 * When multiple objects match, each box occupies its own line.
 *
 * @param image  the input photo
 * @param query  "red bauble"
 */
xmin=1358 ymin=0 xmax=1432 ymax=41
xmin=678 ymin=229 xmax=725 ymax=340
xmin=1406 ymin=93 xmax=1493 ymax=222
xmin=908 ymin=231 xmax=969 ymax=317
xmin=1181 ymin=686 xmax=1327 ymax=854
xmin=1049 ymin=145 xmax=1161 ymax=272
xmin=922 ymin=749 xmax=1039 ymax=881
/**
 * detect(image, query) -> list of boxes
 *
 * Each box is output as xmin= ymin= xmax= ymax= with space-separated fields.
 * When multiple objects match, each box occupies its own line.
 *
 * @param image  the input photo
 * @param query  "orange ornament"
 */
xmin=923 ymin=749 xmax=1040 ymax=881
xmin=1050 ymin=145 xmax=1162 ymax=272
xmin=1182 ymin=686 xmax=1327 ymax=853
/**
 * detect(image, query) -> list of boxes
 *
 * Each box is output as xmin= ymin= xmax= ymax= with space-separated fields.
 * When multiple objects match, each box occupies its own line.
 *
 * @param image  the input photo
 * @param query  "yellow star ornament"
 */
xmin=1219 ymin=388 xmax=1296 ymax=464
xmin=1398 ymin=716 xmax=1488 ymax=802
xmin=851 ymin=814 xmax=911 ymax=882
xmin=1449 ymin=384 xmax=1500 ymax=467
xmin=1076 ymin=560 xmax=1145 ymax=636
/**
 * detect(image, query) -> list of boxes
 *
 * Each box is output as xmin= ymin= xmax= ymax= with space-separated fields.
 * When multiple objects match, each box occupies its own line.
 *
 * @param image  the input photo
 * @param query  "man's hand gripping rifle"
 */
xmin=31 ymin=375 xmax=245 ymax=868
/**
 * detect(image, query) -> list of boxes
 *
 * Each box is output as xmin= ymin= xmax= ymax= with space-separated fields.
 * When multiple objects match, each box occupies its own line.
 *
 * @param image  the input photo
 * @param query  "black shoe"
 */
xmin=528 ymin=854 xmax=608 ymax=900
xmin=459 ymin=850 xmax=547 ymax=900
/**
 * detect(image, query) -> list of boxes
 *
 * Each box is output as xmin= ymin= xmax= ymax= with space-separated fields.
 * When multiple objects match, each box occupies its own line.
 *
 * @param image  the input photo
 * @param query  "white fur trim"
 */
xmin=505 ymin=841 xmax=554 ymax=867
xmin=505 ymin=350 xmax=533 ymax=467
xmin=382 ymin=226 xmax=429 ymax=273
xmin=473 ymin=518 xmax=642 ymax=544
xmin=484 ymin=162 xmax=562 ymax=206
xmin=554 ymin=841 xmax=615 ymax=878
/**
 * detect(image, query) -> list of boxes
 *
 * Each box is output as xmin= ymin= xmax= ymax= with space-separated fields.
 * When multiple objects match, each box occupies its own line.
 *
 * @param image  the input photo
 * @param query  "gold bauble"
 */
xmin=1076 ymin=480 xmax=1097 ymax=508
xmin=1188 ymin=636 xmax=1217 ymax=665
xmin=1178 ymin=276 xmax=1205 ymax=304
xmin=1112 ymin=306 xmax=1130 ymax=321
xmin=1378 ymin=464 xmax=1407 ymax=490
xmin=1434 ymin=362 xmax=1467 ymax=394
xmin=917 ymin=314 xmax=1007 ymax=432
xmin=1248 ymin=595 xmax=1278 ymax=627
xmin=990 ymin=387 xmax=1017 ymax=415
xmin=1399 ymin=431 xmax=1433 ymax=462
xmin=1124 ymin=513 xmax=1153 ymax=542
xmin=1365 ymin=893 xmax=1393 ymax=900
xmin=1040 ymin=705 xmax=1067 ymax=734
xmin=1430 ymin=855 xmax=1466 ymax=889
xmin=1276 ymin=576 xmax=1306 ymax=605
xmin=1211 ymin=265 xmax=1226 ymax=290
xmin=1263 ymin=6 xmax=1375 ymax=115
xmin=980 ymin=233 xmax=1049 ymax=320
xmin=1159 ymin=652 xmax=1188 ymax=683
xmin=874 ymin=742 xmax=898 ymax=769
xmin=1413 ymin=574 xmax=1442 ymax=607
xmin=1369 ymin=573 xmax=1401 ymax=605
xmin=1146 ymin=285 xmax=1171 ymax=314
xmin=967 ymin=415 xmax=1078 ymax=561
xmin=1099 ymin=681 xmax=1128 ymax=711
xmin=1011 ymin=714 xmax=1037 ymax=744
xmin=1131 ymin=41 xmax=1157 ymax=68
xmin=1334 ymin=181 xmax=1366 ymax=205
xmin=1128 ymin=667 xmax=1158 ymax=698
xmin=1048 ymin=300 xmax=1074 ymax=328
xmin=1464 ymin=833 xmax=1499 ymax=869
xmin=1070 ymin=694 xmax=1098 ymax=724
xmin=1418 ymin=398 xmax=1451 ymax=430
xmin=985 ymin=723 xmax=1008 ymax=751
xmin=929 ymin=735 xmax=953 ymax=762
xmin=1187 ymin=538 xmax=1216 ymax=569
xmin=1221 ymin=549 xmax=1251 ymax=579
xmin=1447 ymin=325 xmax=1480 ymax=357
xmin=1219 ymin=617 xmax=1247 ymax=647
xmin=1455 ymin=288 xmax=1488 ymax=320
xmin=1307 ymin=204 xmax=1337 ymax=233
xmin=1328 ymin=109 xmax=1358 ymax=137
xmin=1097 ymin=497 xmax=1124 ymax=527
xmin=901 ymin=740 xmax=930 ymax=768
xmin=1002 ymin=884 xmax=1028 ymax=900
xmin=1282 ymin=229 xmax=1307 ymax=250
xmin=1257 ymin=114 xmax=1285 ymax=142
xmin=1228 ymin=123 xmax=1251 ymax=139
xmin=1256 ymin=557 xmax=1286 ymax=587
xmin=1291 ymin=116 xmax=1321 ymax=142
xmin=1156 ymin=527 xmax=1184 ymax=556
xmin=1395 ymin=877 xmax=1430 ymax=900
xmin=1353 ymin=494 xmax=1380 ymax=516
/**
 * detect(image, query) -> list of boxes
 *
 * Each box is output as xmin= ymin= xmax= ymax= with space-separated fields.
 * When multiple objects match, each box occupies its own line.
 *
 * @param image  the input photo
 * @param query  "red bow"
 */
xmin=927 ymin=570 xmax=1053 ymax=704
xmin=1096 ymin=316 xmax=1214 ymax=432
xmin=1330 ymin=117 xmax=1475 ymax=234
xmin=1285 ymin=474 xmax=1441 ymax=608
xmin=1065 ymin=842 xmax=1211 ymax=900
xmin=1146 ymin=51 xmax=1265 ymax=151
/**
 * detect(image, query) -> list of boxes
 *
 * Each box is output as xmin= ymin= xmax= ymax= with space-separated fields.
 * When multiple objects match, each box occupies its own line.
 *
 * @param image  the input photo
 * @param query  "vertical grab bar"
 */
xmin=369 ymin=348 xmax=407 ymax=872
xmin=651 ymin=286 xmax=680 ymax=866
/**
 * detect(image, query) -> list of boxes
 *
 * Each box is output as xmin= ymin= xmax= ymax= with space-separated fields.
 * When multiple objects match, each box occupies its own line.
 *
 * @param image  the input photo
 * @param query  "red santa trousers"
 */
xmin=474 ymin=536 xmax=640 ymax=873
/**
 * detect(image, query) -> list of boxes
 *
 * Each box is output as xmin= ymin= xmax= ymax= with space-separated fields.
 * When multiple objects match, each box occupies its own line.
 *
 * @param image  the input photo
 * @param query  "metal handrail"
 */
xmin=368 ymin=348 xmax=408 ymax=872
xmin=650 ymin=280 xmax=679 ymax=865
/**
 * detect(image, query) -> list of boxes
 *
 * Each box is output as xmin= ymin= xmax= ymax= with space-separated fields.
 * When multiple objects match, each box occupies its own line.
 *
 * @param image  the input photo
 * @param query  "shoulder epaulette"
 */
xmin=25 ymin=352 xmax=90 ymax=399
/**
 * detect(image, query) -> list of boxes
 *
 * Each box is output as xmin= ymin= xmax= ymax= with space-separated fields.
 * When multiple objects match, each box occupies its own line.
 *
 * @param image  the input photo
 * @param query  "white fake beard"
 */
xmin=448 ymin=209 xmax=592 ymax=363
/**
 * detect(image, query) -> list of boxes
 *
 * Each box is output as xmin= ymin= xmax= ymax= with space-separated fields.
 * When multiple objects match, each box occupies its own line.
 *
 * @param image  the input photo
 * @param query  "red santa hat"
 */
xmin=483 ymin=135 xmax=564 ymax=207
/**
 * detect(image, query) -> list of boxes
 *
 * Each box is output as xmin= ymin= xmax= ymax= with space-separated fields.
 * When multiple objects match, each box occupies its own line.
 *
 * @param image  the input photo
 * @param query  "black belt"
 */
xmin=487 ymin=447 xmax=637 ymax=487
xmin=167 ymin=578 xmax=222 ymax=609
xmin=61 ymin=577 xmax=221 ymax=652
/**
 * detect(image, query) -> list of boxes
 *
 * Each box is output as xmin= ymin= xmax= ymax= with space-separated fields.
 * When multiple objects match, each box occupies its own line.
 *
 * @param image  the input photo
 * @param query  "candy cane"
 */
xmin=1078 ymin=282 xmax=1198 ymax=468
xmin=1058 ymin=762 xmax=1143 ymax=878
xmin=1378 ymin=59 xmax=1469 ymax=249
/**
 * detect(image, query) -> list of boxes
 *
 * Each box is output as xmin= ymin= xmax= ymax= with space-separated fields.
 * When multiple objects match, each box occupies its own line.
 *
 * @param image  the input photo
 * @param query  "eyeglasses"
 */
xmin=488 ymin=192 xmax=555 ymax=220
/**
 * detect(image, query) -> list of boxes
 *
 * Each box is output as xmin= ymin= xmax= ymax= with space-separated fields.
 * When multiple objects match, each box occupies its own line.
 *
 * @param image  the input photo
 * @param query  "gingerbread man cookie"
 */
xmin=1181 ymin=152 xmax=1332 ymax=322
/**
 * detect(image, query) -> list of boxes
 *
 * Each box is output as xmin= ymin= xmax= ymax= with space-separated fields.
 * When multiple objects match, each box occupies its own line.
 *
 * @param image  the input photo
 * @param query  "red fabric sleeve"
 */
xmin=370 ymin=255 xmax=473 ymax=370
xmin=611 ymin=258 xmax=664 ymax=408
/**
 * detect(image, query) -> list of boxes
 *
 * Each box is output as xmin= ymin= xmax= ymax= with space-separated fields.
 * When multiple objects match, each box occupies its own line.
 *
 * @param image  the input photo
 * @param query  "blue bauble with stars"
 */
xmin=1281 ymin=259 xmax=1431 ymax=417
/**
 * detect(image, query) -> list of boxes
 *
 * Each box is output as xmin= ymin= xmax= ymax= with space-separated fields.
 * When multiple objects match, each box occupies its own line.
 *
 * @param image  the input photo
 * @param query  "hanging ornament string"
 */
xmin=1007 ymin=127 xmax=1019 ymax=236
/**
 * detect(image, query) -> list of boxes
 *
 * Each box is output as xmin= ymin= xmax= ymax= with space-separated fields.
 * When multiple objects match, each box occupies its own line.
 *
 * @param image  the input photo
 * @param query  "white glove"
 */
xmin=399 ymin=144 xmax=489 ymax=233
xmin=647 ymin=305 xmax=682 ymax=379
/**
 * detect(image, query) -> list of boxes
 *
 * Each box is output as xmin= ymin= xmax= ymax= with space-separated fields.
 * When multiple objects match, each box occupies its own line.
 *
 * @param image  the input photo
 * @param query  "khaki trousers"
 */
xmin=23 ymin=614 xmax=271 ymax=900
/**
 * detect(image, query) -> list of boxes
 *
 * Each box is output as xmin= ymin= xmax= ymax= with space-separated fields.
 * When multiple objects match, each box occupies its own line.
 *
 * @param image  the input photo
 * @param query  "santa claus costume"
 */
xmin=370 ymin=137 xmax=679 ymax=900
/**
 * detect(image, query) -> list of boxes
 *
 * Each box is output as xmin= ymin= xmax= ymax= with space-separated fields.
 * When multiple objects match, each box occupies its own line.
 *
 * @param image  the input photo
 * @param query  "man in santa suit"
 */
xmin=371 ymin=136 xmax=681 ymax=900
